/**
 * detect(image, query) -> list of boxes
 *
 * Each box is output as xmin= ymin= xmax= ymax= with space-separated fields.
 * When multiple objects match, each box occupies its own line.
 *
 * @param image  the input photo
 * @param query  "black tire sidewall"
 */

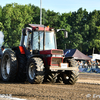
xmin=14 ymin=48 xmax=27 ymax=82
xmin=26 ymin=59 xmax=36 ymax=84
xmin=63 ymin=58 xmax=79 ymax=84
xmin=1 ymin=50 xmax=18 ymax=82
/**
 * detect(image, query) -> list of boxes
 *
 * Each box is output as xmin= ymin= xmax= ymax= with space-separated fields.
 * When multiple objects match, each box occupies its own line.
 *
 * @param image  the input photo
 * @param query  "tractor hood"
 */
xmin=40 ymin=49 xmax=64 ymax=55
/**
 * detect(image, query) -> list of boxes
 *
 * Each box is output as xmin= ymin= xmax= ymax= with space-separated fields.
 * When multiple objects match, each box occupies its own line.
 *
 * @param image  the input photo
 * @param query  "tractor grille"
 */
xmin=52 ymin=50 xmax=63 ymax=54
xmin=51 ymin=58 xmax=62 ymax=65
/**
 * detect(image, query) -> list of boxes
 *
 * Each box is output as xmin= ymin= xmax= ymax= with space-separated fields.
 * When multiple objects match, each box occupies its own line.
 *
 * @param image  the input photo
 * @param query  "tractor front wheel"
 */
xmin=62 ymin=70 xmax=79 ymax=85
xmin=62 ymin=58 xmax=79 ymax=85
xmin=26 ymin=57 xmax=45 ymax=84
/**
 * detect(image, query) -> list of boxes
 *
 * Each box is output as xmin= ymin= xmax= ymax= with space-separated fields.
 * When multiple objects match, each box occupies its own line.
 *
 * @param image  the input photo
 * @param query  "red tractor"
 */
xmin=0 ymin=24 xmax=79 ymax=84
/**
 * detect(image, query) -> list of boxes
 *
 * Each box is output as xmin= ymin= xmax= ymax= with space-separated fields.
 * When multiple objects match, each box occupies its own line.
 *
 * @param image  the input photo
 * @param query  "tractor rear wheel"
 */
xmin=15 ymin=54 xmax=27 ymax=82
xmin=26 ymin=57 xmax=45 ymax=84
xmin=0 ymin=50 xmax=18 ymax=82
xmin=56 ymin=73 xmax=63 ymax=83
xmin=44 ymin=73 xmax=58 ymax=83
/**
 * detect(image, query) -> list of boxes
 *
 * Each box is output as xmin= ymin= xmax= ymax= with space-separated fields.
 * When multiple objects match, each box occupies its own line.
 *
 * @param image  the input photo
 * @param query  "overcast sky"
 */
xmin=1 ymin=0 xmax=100 ymax=13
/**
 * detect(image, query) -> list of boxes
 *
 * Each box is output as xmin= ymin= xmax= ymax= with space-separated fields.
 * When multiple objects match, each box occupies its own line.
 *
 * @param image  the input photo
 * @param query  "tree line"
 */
xmin=0 ymin=3 xmax=100 ymax=55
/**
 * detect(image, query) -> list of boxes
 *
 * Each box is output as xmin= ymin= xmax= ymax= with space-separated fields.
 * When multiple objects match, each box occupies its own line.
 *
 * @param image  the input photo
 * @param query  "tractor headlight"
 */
xmin=52 ymin=55 xmax=63 ymax=57
xmin=46 ymin=55 xmax=63 ymax=57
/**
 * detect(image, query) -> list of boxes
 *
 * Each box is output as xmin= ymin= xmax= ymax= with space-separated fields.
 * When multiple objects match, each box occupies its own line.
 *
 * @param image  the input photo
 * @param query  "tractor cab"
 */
xmin=19 ymin=24 xmax=66 ymax=68
xmin=20 ymin=24 xmax=57 ymax=54
xmin=19 ymin=24 xmax=68 ymax=68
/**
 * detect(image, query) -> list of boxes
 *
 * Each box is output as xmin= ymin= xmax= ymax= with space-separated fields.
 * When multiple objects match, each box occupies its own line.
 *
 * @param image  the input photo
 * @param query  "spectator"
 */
xmin=84 ymin=62 xmax=88 ymax=68
xmin=88 ymin=60 xmax=92 ymax=68
xmin=96 ymin=60 xmax=100 ymax=68
xmin=77 ymin=60 xmax=80 ymax=68
xmin=91 ymin=60 xmax=96 ymax=68
xmin=1 ymin=45 xmax=5 ymax=53
xmin=0 ymin=46 xmax=5 ymax=58
xmin=80 ymin=61 xmax=83 ymax=68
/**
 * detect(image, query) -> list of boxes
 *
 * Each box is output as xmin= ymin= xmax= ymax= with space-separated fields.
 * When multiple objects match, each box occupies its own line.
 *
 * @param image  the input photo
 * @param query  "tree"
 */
xmin=0 ymin=6 xmax=2 ymax=22
xmin=56 ymin=12 xmax=72 ymax=49
xmin=2 ymin=3 xmax=34 ymax=47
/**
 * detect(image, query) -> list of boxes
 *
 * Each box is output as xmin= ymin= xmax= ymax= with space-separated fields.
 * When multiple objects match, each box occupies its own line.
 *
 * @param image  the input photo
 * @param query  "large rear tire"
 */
xmin=13 ymin=47 xmax=27 ymax=82
xmin=26 ymin=57 xmax=45 ymax=84
xmin=15 ymin=54 xmax=27 ymax=82
xmin=62 ymin=58 xmax=79 ymax=85
xmin=0 ymin=50 xmax=18 ymax=82
xmin=56 ymin=73 xmax=63 ymax=83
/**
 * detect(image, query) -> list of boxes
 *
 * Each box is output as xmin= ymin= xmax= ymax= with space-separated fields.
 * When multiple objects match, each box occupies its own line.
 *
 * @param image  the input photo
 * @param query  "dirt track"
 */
xmin=0 ymin=73 xmax=100 ymax=100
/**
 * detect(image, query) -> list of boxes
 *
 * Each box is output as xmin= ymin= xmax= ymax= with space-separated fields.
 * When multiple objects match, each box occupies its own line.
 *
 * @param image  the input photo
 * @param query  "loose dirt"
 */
xmin=0 ymin=73 xmax=100 ymax=100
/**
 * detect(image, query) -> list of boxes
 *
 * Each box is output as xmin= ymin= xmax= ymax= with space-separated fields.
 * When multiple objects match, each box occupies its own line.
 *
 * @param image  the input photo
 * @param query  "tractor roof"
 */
xmin=29 ymin=24 xmax=51 ymax=31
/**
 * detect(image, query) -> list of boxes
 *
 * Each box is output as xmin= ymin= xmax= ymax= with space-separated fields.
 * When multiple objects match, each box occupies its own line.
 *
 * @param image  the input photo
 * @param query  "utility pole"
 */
xmin=65 ymin=44 xmax=66 ymax=49
xmin=40 ymin=0 xmax=42 ymax=25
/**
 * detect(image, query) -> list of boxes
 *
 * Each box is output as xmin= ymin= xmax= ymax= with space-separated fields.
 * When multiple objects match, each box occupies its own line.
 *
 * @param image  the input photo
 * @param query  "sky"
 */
xmin=0 ymin=0 xmax=100 ymax=13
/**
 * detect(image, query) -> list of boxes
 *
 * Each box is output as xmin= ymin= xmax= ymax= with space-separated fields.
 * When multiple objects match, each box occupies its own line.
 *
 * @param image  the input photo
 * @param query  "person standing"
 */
xmin=80 ymin=61 xmax=83 ymax=68
xmin=88 ymin=60 xmax=92 ymax=68
xmin=96 ymin=60 xmax=99 ymax=68
xmin=1 ymin=46 xmax=5 ymax=53
xmin=0 ymin=46 xmax=5 ymax=62
xmin=84 ymin=62 xmax=88 ymax=68
xmin=77 ymin=60 xmax=80 ymax=68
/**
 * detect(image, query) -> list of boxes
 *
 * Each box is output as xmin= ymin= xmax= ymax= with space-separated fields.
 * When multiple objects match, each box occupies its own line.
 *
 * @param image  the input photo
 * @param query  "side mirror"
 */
xmin=64 ymin=31 xmax=68 ymax=38
xmin=56 ymin=29 xmax=68 ymax=38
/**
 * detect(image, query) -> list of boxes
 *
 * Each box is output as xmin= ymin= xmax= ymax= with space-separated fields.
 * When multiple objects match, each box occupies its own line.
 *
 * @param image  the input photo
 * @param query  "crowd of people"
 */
xmin=77 ymin=60 xmax=100 ymax=69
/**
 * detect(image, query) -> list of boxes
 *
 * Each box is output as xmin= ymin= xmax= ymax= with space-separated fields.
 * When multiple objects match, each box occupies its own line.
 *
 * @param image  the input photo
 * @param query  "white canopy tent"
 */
xmin=92 ymin=54 xmax=100 ymax=60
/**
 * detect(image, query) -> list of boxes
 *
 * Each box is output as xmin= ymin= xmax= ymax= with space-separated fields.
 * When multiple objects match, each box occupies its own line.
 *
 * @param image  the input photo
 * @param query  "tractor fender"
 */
xmin=27 ymin=54 xmax=44 ymax=61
